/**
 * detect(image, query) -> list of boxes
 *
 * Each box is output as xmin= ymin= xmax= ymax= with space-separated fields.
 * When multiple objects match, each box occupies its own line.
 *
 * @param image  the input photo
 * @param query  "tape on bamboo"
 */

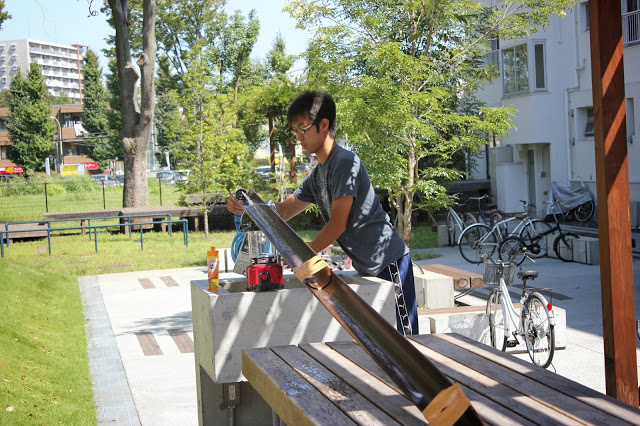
xmin=422 ymin=383 xmax=471 ymax=426
xmin=292 ymin=255 xmax=328 ymax=281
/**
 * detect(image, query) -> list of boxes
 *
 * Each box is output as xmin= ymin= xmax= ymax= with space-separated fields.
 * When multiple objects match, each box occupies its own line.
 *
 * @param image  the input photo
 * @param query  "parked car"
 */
xmin=115 ymin=174 xmax=125 ymax=184
xmin=91 ymin=174 xmax=119 ymax=187
xmin=256 ymin=165 xmax=273 ymax=178
xmin=296 ymin=163 xmax=312 ymax=175
xmin=156 ymin=170 xmax=187 ymax=185
xmin=0 ymin=174 xmax=16 ymax=182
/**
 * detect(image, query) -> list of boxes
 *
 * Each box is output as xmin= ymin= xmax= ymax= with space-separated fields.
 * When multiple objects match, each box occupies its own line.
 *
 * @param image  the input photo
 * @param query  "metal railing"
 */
xmin=623 ymin=10 xmax=640 ymax=45
xmin=0 ymin=218 xmax=188 ymax=258
xmin=2 ymin=213 xmax=175 ymax=247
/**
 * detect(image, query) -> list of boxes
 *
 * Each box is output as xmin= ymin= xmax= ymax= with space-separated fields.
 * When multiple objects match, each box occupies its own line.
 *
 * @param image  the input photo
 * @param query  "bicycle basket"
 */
xmin=483 ymin=259 xmax=516 ymax=286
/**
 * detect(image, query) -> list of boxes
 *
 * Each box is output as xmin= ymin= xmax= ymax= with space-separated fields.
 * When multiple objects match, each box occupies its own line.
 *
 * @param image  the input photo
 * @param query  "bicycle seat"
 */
xmin=517 ymin=270 xmax=538 ymax=280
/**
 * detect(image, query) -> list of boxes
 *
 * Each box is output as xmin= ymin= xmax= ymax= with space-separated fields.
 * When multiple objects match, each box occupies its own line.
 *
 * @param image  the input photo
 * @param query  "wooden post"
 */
xmin=588 ymin=0 xmax=638 ymax=406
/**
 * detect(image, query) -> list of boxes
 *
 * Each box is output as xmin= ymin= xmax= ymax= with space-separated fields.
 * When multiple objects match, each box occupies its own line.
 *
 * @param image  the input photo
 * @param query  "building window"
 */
xmin=502 ymin=42 xmax=546 ymax=96
xmin=624 ymin=0 xmax=640 ymax=44
xmin=502 ymin=44 xmax=529 ymax=94
xmin=584 ymin=107 xmax=594 ymax=136
xmin=486 ymin=35 xmax=499 ymax=66
xmin=583 ymin=2 xmax=590 ymax=30
xmin=533 ymin=42 xmax=546 ymax=90
xmin=1 ymin=145 xmax=9 ymax=160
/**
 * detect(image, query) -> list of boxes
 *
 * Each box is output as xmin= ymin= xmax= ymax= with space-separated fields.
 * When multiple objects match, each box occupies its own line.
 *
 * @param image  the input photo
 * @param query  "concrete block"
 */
xmin=191 ymin=271 xmax=396 ymax=384
xmin=192 ymin=271 xmax=397 ymax=425
xmin=437 ymin=224 xmax=448 ymax=247
xmin=573 ymin=236 xmax=599 ymax=265
xmin=429 ymin=311 xmax=489 ymax=343
xmin=418 ymin=316 xmax=432 ymax=334
xmin=420 ymin=305 xmax=567 ymax=352
xmin=412 ymin=268 xmax=454 ymax=309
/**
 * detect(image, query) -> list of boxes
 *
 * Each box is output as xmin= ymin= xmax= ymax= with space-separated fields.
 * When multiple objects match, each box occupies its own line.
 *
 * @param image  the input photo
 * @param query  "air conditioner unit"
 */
xmin=1 ymin=78 xmax=6 ymax=83
xmin=9 ymin=44 xmax=15 ymax=50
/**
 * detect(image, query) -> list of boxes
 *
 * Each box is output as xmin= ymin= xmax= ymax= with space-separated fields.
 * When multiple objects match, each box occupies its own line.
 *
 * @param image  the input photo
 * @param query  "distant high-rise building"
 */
xmin=0 ymin=39 xmax=86 ymax=102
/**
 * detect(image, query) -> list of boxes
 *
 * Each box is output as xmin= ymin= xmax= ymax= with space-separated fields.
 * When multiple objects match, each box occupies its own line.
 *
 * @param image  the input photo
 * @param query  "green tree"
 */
xmin=180 ymin=45 xmax=251 ymax=237
xmin=7 ymin=63 xmax=56 ymax=174
xmin=82 ymin=48 xmax=118 ymax=170
xmin=155 ymin=55 xmax=186 ymax=167
xmin=154 ymin=0 xmax=261 ymax=178
xmin=243 ymin=34 xmax=299 ymax=192
xmin=286 ymin=0 xmax=572 ymax=244
xmin=0 ymin=0 xmax=11 ymax=30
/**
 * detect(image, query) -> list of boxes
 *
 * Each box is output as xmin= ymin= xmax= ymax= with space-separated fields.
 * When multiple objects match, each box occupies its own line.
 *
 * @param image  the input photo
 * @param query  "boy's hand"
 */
xmin=227 ymin=195 xmax=245 ymax=215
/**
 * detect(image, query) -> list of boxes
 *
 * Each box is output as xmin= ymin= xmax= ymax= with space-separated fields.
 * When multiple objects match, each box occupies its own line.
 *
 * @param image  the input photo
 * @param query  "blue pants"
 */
xmin=376 ymin=253 xmax=419 ymax=335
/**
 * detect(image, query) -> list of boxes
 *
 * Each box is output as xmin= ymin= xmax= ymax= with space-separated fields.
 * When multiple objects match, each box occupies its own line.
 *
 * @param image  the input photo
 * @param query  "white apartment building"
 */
xmin=0 ymin=39 xmax=86 ymax=101
xmin=473 ymin=0 xmax=640 ymax=223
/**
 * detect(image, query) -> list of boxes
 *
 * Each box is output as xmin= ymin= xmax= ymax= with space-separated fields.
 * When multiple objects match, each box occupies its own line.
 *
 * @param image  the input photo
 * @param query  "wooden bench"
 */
xmin=416 ymin=263 xmax=485 ymax=289
xmin=243 ymin=333 xmax=639 ymax=425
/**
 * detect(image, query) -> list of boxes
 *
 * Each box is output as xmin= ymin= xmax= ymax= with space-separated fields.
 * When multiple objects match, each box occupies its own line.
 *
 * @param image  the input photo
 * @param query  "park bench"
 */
xmin=242 ymin=333 xmax=638 ymax=425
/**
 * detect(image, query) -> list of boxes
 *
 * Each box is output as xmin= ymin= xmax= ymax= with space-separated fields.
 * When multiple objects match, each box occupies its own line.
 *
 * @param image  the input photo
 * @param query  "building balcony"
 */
xmin=623 ymin=10 xmax=640 ymax=45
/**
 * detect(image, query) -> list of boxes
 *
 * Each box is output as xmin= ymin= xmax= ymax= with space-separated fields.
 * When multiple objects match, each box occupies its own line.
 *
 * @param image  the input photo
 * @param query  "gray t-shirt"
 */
xmin=293 ymin=145 xmax=408 ymax=276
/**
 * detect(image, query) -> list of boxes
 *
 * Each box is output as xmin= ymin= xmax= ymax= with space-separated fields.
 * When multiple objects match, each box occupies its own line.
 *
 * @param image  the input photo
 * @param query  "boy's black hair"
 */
xmin=287 ymin=91 xmax=337 ymax=138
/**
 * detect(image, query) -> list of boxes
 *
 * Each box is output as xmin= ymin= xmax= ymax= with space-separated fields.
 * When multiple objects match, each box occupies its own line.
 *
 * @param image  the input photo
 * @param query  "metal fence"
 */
xmin=0 ymin=217 xmax=189 ymax=258
xmin=0 ymin=177 xmax=183 ymax=222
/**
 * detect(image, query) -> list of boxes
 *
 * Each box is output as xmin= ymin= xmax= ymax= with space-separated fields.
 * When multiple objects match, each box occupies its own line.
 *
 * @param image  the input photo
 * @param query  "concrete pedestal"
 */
xmin=191 ymin=271 xmax=396 ymax=426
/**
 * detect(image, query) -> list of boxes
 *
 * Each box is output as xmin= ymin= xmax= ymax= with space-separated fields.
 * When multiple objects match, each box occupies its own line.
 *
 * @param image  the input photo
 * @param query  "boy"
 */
xmin=229 ymin=91 xmax=418 ymax=335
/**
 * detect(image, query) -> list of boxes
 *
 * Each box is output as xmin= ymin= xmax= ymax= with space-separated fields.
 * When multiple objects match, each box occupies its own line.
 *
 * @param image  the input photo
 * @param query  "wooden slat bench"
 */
xmin=243 ymin=333 xmax=639 ymax=425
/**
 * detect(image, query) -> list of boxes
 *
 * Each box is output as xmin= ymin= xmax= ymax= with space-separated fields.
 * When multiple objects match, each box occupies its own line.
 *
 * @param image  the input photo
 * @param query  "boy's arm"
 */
xmin=307 ymin=195 xmax=354 ymax=254
xmin=275 ymin=194 xmax=312 ymax=221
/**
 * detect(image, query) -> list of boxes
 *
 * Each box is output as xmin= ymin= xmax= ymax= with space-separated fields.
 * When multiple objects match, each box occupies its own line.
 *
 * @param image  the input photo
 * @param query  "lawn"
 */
xmin=0 ymin=224 xmax=437 ymax=424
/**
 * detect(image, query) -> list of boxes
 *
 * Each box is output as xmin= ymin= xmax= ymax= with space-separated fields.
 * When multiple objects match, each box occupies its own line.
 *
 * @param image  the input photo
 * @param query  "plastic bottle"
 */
xmin=207 ymin=247 xmax=219 ymax=291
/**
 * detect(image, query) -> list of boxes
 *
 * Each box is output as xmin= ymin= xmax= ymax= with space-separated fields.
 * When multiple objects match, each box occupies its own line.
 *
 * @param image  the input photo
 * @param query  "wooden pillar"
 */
xmin=588 ymin=0 xmax=638 ymax=406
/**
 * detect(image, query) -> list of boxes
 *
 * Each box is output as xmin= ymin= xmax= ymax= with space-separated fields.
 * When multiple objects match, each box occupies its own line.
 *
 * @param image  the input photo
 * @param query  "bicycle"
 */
xmin=484 ymin=252 xmax=556 ymax=368
xmin=467 ymin=194 xmax=504 ymax=227
xmin=445 ymin=193 xmax=477 ymax=246
xmin=498 ymin=200 xmax=580 ymax=264
xmin=458 ymin=200 xmax=551 ymax=264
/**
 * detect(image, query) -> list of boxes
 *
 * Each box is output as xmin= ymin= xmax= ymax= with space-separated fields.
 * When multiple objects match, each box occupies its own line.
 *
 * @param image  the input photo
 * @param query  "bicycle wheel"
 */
xmin=498 ymin=236 xmax=526 ymax=265
xmin=489 ymin=212 xmax=503 ymax=227
xmin=574 ymin=200 xmax=594 ymax=222
xmin=464 ymin=212 xmax=478 ymax=226
xmin=486 ymin=289 xmax=507 ymax=351
xmin=523 ymin=293 xmax=555 ymax=368
xmin=446 ymin=212 xmax=457 ymax=247
xmin=553 ymin=232 xmax=579 ymax=262
xmin=458 ymin=224 xmax=497 ymax=264
xmin=519 ymin=219 xmax=553 ymax=258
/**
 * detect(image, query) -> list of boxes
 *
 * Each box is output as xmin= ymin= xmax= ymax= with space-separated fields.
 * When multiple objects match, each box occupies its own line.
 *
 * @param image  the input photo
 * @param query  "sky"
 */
xmin=0 ymin=0 xmax=311 ymax=72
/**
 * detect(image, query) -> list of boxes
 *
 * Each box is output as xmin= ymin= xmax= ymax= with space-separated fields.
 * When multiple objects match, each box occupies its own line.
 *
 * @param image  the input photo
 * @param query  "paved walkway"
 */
xmin=79 ymin=246 xmax=640 ymax=425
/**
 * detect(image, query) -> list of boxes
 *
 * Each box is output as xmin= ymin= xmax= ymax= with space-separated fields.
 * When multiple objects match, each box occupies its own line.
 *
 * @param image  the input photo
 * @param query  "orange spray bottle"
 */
xmin=207 ymin=247 xmax=219 ymax=291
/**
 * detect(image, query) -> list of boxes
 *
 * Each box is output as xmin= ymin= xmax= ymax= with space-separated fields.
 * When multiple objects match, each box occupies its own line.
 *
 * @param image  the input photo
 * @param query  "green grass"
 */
xmin=0 ymin=225 xmax=437 ymax=424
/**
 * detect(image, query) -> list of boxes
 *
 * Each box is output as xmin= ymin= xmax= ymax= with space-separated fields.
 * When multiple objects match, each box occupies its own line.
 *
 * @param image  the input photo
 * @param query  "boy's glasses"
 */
xmin=293 ymin=123 xmax=314 ymax=135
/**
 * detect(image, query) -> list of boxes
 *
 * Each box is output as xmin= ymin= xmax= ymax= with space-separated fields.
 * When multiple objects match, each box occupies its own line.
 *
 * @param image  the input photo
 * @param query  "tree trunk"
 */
xmin=108 ymin=0 xmax=157 ymax=208
xmin=402 ymin=191 xmax=413 ymax=247
xmin=268 ymin=115 xmax=275 ymax=171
